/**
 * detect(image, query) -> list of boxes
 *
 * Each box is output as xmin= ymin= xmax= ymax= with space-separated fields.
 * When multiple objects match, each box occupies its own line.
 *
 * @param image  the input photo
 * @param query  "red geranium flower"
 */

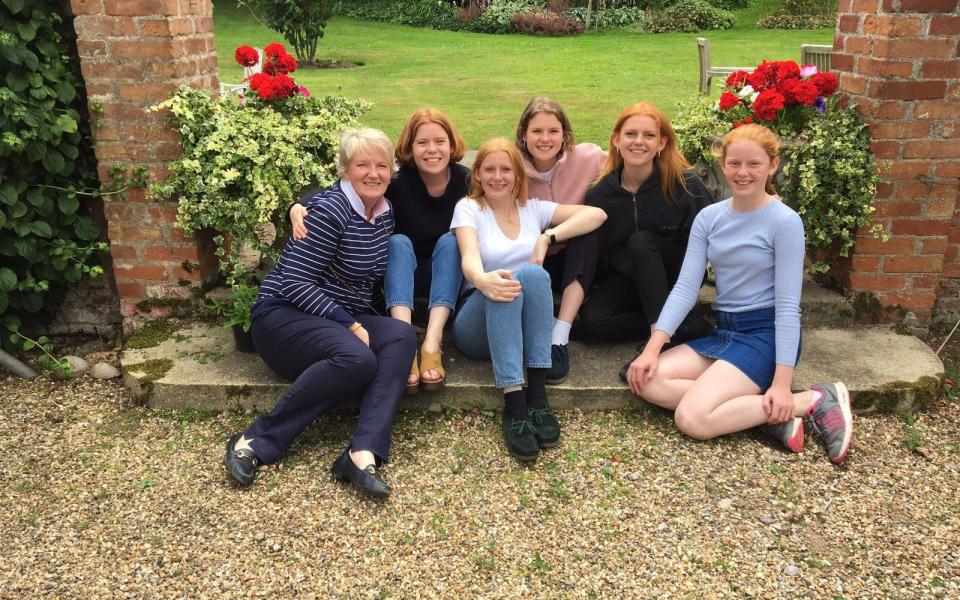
xmin=773 ymin=60 xmax=801 ymax=82
xmin=726 ymin=70 xmax=750 ymax=88
xmin=264 ymin=42 xmax=286 ymax=59
xmin=810 ymin=72 xmax=838 ymax=97
xmin=718 ymin=91 xmax=741 ymax=111
xmin=234 ymin=45 xmax=259 ymax=68
xmin=733 ymin=116 xmax=754 ymax=128
xmin=277 ymin=53 xmax=297 ymax=74
xmin=790 ymin=80 xmax=819 ymax=106
xmin=271 ymin=73 xmax=297 ymax=98
xmin=752 ymin=89 xmax=785 ymax=121
xmin=747 ymin=61 xmax=775 ymax=91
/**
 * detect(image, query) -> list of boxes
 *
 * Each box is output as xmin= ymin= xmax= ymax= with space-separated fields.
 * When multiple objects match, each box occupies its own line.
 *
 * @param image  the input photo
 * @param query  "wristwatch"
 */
xmin=544 ymin=229 xmax=557 ymax=245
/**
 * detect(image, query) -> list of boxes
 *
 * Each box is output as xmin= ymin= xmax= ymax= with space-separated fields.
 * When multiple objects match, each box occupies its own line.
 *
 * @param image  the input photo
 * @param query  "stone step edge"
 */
xmin=125 ymin=372 xmax=942 ymax=416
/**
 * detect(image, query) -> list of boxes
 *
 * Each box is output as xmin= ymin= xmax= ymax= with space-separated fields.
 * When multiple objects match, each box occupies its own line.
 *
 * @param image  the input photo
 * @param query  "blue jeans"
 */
xmin=452 ymin=264 xmax=553 ymax=388
xmin=384 ymin=233 xmax=462 ymax=312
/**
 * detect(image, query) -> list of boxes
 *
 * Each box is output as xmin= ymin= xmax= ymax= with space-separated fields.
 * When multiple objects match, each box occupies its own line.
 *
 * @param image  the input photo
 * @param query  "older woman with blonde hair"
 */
xmin=224 ymin=128 xmax=416 ymax=498
xmin=451 ymin=138 xmax=606 ymax=462
xmin=291 ymin=108 xmax=470 ymax=395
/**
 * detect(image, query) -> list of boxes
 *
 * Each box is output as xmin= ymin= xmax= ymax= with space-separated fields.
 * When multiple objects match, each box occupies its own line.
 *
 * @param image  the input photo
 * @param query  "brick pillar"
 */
xmin=833 ymin=0 xmax=959 ymax=326
xmin=70 ymin=0 xmax=219 ymax=330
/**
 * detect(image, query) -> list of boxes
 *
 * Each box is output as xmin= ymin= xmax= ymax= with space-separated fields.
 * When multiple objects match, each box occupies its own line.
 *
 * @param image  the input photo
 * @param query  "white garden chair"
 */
xmin=219 ymin=47 xmax=264 ymax=98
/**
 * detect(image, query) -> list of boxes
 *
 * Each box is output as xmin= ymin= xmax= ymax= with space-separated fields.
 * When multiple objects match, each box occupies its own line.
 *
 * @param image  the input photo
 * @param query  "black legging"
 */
xmin=577 ymin=230 xmax=686 ymax=343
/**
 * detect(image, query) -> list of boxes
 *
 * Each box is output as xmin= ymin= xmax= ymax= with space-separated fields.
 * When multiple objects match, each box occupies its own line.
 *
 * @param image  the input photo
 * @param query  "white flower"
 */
xmin=737 ymin=85 xmax=754 ymax=98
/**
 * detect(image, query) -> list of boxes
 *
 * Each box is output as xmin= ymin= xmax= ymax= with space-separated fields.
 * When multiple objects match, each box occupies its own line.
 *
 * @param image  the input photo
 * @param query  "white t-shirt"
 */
xmin=450 ymin=197 xmax=557 ymax=291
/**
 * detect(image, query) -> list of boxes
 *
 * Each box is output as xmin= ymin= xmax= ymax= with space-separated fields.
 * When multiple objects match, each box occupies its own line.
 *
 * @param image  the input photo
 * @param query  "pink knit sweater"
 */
xmin=523 ymin=142 xmax=607 ymax=205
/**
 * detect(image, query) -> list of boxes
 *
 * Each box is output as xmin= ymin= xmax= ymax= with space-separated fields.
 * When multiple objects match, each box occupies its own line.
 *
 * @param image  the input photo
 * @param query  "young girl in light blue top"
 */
xmin=625 ymin=124 xmax=854 ymax=464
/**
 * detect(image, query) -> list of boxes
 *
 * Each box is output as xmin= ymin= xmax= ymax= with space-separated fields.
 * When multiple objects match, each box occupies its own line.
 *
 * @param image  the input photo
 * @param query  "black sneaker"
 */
xmin=502 ymin=415 xmax=539 ymax=462
xmin=529 ymin=406 xmax=561 ymax=448
xmin=545 ymin=344 xmax=569 ymax=385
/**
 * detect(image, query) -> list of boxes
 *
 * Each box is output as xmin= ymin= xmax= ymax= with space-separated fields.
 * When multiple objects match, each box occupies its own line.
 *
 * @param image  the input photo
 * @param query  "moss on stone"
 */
xmin=124 ymin=358 xmax=174 ymax=382
xmin=126 ymin=320 xmax=179 ymax=349
xmin=854 ymin=376 xmax=941 ymax=414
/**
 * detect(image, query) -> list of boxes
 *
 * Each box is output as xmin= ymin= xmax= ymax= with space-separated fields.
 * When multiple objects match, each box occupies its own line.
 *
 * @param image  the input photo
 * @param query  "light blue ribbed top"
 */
xmin=656 ymin=198 xmax=805 ymax=366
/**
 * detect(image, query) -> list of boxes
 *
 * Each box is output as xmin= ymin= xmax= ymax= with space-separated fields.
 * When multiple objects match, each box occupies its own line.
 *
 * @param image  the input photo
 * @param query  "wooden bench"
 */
xmin=697 ymin=37 xmax=754 ymax=95
xmin=801 ymin=44 xmax=832 ymax=71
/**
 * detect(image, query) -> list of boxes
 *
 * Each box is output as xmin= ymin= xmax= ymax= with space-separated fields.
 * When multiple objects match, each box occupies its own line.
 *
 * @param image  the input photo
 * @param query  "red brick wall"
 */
xmin=70 ymin=0 xmax=219 ymax=330
xmin=834 ymin=0 xmax=960 ymax=325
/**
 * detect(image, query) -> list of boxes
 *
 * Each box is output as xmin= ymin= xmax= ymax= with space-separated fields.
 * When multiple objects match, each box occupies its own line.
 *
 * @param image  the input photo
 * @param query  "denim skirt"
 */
xmin=686 ymin=306 xmax=796 ymax=390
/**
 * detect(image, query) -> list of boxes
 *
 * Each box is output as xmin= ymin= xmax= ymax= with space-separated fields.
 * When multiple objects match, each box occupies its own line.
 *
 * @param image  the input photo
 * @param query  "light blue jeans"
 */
xmin=452 ymin=264 xmax=553 ymax=388
xmin=384 ymin=233 xmax=462 ymax=312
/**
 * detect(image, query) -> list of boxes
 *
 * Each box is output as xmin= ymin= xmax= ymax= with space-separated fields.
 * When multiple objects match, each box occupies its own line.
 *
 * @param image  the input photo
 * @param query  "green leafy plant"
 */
xmin=646 ymin=0 xmax=733 ymax=33
xmin=334 ymin=0 xmax=463 ymax=30
xmin=150 ymin=86 xmax=370 ymax=288
xmin=239 ymin=0 xmax=335 ymax=64
xmin=1 ymin=0 xmax=115 ymax=368
xmin=209 ymin=282 xmax=259 ymax=332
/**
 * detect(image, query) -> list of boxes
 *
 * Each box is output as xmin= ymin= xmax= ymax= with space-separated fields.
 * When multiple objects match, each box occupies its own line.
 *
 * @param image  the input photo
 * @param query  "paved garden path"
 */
xmin=2 ymin=376 xmax=958 ymax=597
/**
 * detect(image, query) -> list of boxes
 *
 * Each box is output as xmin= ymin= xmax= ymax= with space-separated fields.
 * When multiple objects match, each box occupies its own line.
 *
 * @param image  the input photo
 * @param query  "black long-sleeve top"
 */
xmin=585 ymin=165 xmax=712 ymax=279
xmin=387 ymin=163 xmax=470 ymax=261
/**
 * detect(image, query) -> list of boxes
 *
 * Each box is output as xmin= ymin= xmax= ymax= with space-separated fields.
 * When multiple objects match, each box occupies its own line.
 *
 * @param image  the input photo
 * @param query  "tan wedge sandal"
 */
xmin=419 ymin=345 xmax=445 ymax=392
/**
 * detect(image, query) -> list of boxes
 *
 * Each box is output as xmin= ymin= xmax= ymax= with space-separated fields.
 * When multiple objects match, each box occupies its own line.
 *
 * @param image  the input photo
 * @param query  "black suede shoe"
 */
xmin=331 ymin=449 xmax=392 ymax=498
xmin=529 ymin=406 xmax=561 ymax=448
xmin=502 ymin=415 xmax=539 ymax=462
xmin=545 ymin=344 xmax=569 ymax=385
xmin=224 ymin=433 xmax=261 ymax=486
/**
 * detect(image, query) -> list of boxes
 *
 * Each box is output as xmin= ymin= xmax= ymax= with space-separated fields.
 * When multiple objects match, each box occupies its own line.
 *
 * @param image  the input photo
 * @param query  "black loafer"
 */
xmin=331 ymin=449 xmax=392 ymax=498
xmin=224 ymin=433 xmax=261 ymax=486
xmin=529 ymin=406 xmax=561 ymax=448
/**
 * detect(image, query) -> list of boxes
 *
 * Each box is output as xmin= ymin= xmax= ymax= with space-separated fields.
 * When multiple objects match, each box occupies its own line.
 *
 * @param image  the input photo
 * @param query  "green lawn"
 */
xmin=213 ymin=3 xmax=834 ymax=147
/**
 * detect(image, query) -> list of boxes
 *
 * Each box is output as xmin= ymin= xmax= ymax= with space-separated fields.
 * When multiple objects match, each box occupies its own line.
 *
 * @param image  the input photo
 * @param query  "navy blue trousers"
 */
xmin=245 ymin=304 xmax=417 ymax=464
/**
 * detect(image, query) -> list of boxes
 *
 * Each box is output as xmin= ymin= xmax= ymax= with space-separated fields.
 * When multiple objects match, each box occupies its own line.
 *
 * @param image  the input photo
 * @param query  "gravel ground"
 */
xmin=2 ymin=375 xmax=958 ymax=599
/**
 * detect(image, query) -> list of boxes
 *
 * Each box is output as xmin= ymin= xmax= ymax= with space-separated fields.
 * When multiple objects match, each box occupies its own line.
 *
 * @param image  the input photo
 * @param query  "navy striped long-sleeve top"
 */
xmin=253 ymin=180 xmax=393 ymax=327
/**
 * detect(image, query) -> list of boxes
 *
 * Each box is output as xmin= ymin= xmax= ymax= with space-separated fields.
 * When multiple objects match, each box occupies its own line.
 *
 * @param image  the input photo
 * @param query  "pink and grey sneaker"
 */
xmin=760 ymin=417 xmax=805 ymax=453
xmin=808 ymin=382 xmax=854 ymax=464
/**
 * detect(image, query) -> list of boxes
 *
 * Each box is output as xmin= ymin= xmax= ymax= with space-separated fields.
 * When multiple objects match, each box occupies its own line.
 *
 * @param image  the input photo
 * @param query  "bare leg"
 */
xmin=389 ymin=306 xmax=416 ymax=385
xmin=673 ymin=361 xmax=818 ymax=440
xmin=557 ymin=280 xmax=585 ymax=326
xmin=421 ymin=306 xmax=451 ymax=382
xmin=635 ymin=344 xmax=715 ymax=410
xmin=390 ymin=306 xmax=413 ymax=324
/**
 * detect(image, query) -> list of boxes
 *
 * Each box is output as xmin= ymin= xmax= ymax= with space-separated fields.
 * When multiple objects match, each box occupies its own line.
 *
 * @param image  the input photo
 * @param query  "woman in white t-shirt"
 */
xmin=451 ymin=138 xmax=606 ymax=463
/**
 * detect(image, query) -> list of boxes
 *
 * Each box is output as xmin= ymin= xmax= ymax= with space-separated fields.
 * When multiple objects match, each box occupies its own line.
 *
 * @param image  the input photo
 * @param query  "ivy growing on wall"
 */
xmin=0 ymin=0 xmax=107 ymax=354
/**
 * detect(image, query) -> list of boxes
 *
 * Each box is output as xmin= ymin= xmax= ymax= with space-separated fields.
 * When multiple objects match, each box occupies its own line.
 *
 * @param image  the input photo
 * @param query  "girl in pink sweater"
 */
xmin=515 ymin=97 xmax=606 ymax=384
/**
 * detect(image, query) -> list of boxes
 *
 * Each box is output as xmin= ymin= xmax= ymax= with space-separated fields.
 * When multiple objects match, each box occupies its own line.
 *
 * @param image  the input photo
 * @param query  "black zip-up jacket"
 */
xmin=585 ymin=165 xmax=713 ymax=279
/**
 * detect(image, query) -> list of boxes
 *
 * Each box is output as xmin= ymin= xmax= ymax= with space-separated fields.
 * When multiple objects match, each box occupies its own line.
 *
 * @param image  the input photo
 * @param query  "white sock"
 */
xmin=551 ymin=320 xmax=572 ymax=346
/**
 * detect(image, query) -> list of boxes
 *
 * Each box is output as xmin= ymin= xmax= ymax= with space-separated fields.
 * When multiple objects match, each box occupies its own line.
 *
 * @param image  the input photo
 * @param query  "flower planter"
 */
xmin=232 ymin=324 xmax=257 ymax=353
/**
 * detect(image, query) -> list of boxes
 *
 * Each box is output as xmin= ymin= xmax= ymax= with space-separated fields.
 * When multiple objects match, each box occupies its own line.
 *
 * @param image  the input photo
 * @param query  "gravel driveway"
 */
xmin=2 ymin=375 xmax=958 ymax=598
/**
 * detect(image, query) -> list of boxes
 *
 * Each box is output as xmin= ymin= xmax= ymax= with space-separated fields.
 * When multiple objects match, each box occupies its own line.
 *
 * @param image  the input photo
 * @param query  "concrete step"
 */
xmin=121 ymin=321 xmax=943 ymax=415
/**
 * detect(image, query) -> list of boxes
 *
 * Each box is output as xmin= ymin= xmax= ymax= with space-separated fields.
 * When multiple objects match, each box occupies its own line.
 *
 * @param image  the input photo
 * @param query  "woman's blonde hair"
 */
xmin=597 ymin=102 xmax=690 ymax=203
xmin=717 ymin=123 xmax=781 ymax=195
xmin=515 ymin=96 xmax=576 ymax=162
xmin=468 ymin=138 xmax=529 ymax=209
xmin=337 ymin=128 xmax=395 ymax=177
xmin=394 ymin=107 xmax=467 ymax=168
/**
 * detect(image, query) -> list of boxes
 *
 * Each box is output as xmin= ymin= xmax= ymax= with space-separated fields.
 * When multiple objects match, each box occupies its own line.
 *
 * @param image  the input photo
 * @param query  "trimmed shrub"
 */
xmin=566 ymin=5 xmax=648 ymax=29
xmin=759 ymin=0 xmax=835 ymax=30
xmin=466 ymin=0 xmax=546 ymax=33
xmin=244 ymin=0 xmax=334 ymax=64
xmin=758 ymin=13 xmax=835 ymax=29
xmin=334 ymin=0 xmax=463 ymax=30
xmin=707 ymin=0 xmax=748 ymax=9
xmin=510 ymin=10 xmax=584 ymax=34
xmin=645 ymin=0 xmax=733 ymax=33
